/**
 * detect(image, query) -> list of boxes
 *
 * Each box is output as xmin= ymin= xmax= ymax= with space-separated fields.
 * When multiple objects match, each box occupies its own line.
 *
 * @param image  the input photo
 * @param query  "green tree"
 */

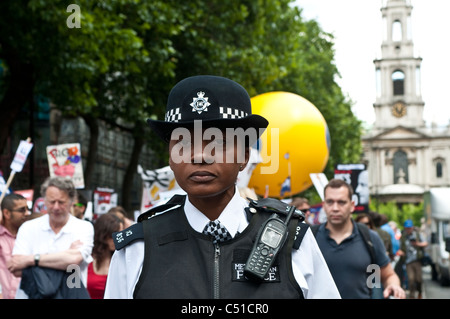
xmin=0 ymin=0 xmax=180 ymax=210
xmin=171 ymin=0 xmax=362 ymax=181
xmin=370 ymin=199 xmax=424 ymax=229
xmin=1 ymin=0 xmax=363 ymax=211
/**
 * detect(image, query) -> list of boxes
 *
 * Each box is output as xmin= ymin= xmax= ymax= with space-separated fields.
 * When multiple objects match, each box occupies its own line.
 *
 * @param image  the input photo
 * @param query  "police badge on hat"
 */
xmin=190 ymin=91 xmax=210 ymax=114
xmin=146 ymin=75 xmax=269 ymax=143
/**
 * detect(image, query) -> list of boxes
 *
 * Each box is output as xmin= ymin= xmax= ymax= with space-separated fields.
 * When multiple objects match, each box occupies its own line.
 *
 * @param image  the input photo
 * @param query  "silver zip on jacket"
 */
xmin=214 ymin=244 xmax=220 ymax=299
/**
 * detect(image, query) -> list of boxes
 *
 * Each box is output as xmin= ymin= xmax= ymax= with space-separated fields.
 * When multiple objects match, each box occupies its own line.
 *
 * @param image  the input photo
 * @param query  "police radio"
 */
xmin=244 ymin=204 xmax=297 ymax=282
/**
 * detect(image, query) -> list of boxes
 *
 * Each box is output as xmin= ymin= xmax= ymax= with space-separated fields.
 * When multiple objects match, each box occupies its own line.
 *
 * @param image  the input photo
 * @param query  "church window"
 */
xmin=392 ymin=20 xmax=402 ymax=42
xmin=392 ymin=70 xmax=405 ymax=96
xmin=393 ymin=150 xmax=408 ymax=183
xmin=436 ymin=162 xmax=443 ymax=178
xmin=433 ymin=158 xmax=445 ymax=179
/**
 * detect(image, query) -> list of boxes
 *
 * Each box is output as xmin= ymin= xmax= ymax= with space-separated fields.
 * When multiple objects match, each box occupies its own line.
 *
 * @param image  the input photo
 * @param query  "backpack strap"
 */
xmin=355 ymin=222 xmax=376 ymax=264
xmin=310 ymin=224 xmax=321 ymax=236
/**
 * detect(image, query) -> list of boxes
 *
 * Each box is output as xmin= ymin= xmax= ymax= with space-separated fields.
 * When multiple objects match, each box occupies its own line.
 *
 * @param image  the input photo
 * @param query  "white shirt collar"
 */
xmin=184 ymin=187 xmax=249 ymax=237
xmin=39 ymin=213 xmax=76 ymax=234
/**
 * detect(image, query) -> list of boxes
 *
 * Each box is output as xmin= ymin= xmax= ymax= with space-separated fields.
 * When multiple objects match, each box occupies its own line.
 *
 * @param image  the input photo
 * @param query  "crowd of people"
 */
xmin=291 ymin=192 xmax=428 ymax=299
xmin=0 ymin=176 xmax=134 ymax=299
xmin=0 ymin=75 xmax=429 ymax=299
xmin=0 ymin=176 xmax=427 ymax=299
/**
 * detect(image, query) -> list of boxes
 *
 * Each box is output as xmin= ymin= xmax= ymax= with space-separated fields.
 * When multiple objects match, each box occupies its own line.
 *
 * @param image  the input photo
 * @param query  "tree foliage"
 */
xmin=0 ymin=0 xmax=363 ymax=210
xmin=370 ymin=199 xmax=425 ymax=229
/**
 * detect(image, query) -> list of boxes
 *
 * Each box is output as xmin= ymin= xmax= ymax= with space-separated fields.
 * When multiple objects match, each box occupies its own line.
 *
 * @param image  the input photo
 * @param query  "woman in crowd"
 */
xmin=87 ymin=213 xmax=124 ymax=299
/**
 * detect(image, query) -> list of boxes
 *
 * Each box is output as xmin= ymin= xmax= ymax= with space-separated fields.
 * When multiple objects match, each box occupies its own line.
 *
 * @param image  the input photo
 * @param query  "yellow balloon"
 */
xmin=248 ymin=92 xmax=330 ymax=198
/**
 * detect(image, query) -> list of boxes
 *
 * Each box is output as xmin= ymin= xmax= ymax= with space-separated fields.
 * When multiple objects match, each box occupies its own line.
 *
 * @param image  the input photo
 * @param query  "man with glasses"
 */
xmin=291 ymin=197 xmax=311 ymax=224
xmin=314 ymin=178 xmax=405 ymax=299
xmin=8 ymin=176 xmax=94 ymax=298
xmin=0 ymin=194 xmax=30 ymax=298
xmin=71 ymin=191 xmax=88 ymax=220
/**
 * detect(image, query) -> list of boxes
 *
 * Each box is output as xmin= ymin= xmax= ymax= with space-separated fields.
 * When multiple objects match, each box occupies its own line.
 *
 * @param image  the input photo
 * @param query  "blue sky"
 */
xmin=295 ymin=0 xmax=450 ymax=126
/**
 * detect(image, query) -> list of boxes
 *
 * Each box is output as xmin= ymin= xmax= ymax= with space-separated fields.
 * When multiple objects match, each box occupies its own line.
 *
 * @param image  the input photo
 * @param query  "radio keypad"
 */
xmin=247 ymin=244 xmax=274 ymax=274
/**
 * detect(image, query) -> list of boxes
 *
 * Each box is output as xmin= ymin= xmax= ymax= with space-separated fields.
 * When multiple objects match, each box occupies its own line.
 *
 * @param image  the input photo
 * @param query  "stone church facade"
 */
xmin=361 ymin=0 xmax=450 ymax=204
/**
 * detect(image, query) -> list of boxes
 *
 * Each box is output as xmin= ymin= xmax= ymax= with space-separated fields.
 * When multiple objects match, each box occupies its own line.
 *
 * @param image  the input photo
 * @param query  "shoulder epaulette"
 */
xmin=113 ymin=195 xmax=187 ymax=250
xmin=113 ymin=222 xmax=144 ymax=250
xmin=137 ymin=194 xmax=186 ymax=222
xmin=292 ymin=222 xmax=310 ymax=250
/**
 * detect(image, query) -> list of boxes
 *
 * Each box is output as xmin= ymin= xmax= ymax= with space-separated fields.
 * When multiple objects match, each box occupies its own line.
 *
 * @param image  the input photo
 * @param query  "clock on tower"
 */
xmin=392 ymin=102 xmax=406 ymax=118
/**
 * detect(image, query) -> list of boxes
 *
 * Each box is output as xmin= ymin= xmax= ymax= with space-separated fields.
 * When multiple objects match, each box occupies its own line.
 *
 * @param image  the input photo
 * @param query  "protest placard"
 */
xmin=46 ymin=143 xmax=84 ymax=189
xmin=0 ymin=138 xmax=33 ymax=205
xmin=10 ymin=139 xmax=34 ymax=173
xmin=334 ymin=163 xmax=369 ymax=213
xmin=93 ymin=187 xmax=117 ymax=215
xmin=138 ymin=165 xmax=181 ymax=211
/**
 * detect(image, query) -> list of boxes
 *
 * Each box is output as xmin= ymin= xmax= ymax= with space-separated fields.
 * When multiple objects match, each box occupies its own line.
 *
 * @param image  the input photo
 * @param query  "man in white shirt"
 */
xmin=104 ymin=75 xmax=340 ymax=299
xmin=8 ymin=176 xmax=94 ymax=298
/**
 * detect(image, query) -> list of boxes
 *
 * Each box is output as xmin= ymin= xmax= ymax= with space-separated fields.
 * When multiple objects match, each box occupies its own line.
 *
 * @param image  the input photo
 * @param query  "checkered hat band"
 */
xmin=165 ymin=107 xmax=182 ymax=122
xmin=219 ymin=107 xmax=248 ymax=119
xmin=202 ymin=220 xmax=232 ymax=244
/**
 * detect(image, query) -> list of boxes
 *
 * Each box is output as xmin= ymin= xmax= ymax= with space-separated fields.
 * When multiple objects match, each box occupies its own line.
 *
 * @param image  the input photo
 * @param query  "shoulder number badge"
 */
xmin=190 ymin=91 xmax=210 ymax=114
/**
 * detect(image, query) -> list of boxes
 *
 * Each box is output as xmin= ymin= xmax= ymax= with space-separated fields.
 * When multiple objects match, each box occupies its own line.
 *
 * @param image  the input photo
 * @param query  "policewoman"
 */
xmin=104 ymin=75 xmax=340 ymax=299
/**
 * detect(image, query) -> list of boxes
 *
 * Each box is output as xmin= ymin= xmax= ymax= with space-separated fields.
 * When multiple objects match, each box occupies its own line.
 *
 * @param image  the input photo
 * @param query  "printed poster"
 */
xmin=10 ymin=139 xmax=34 ymax=173
xmin=334 ymin=163 xmax=369 ymax=213
xmin=46 ymin=143 xmax=84 ymax=189
xmin=138 ymin=165 xmax=181 ymax=211
xmin=93 ymin=187 xmax=117 ymax=215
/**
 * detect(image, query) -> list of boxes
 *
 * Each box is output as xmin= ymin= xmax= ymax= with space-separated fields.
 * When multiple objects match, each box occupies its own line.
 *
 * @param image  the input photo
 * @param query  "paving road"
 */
xmin=422 ymin=265 xmax=450 ymax=299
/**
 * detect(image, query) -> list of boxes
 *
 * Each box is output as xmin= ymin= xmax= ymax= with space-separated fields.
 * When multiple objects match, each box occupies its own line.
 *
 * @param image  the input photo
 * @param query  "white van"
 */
xmin=424 ymin=188 xmax=450 ymax=286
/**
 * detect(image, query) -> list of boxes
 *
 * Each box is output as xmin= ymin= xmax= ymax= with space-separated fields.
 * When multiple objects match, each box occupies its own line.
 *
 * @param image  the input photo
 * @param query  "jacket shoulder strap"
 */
xmin=113 ymin=194 xmax=187 ymax=250
xmin=113 ymin=222 xmax=144 ymax=250
xmin=292 ymin=222 xmax=310 ymax=250
xmin=137 ymin=194 xmax=186 ymax=222
xmin=244 ymin=204 xmax=308 ymax=250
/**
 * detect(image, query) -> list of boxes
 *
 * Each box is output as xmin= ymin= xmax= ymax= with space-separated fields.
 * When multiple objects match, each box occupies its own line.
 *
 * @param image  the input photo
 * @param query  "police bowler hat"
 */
xmin=146 ymin=75 xmax=269 ymax=143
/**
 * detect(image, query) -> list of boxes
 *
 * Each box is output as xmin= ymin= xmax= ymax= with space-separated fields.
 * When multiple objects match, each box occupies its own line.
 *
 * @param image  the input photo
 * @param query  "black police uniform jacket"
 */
xmin=119 ymin=195 xmax=305 ymax=299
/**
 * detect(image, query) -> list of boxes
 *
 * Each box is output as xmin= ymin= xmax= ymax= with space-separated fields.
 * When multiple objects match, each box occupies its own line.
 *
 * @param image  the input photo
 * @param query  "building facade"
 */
xmin=362 ymin=0 xmax=450 ymax=204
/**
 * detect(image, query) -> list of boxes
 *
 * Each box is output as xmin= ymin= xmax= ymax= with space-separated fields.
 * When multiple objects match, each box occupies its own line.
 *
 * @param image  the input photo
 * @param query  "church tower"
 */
xmin=373 ymin=0 xmax=425 ymax=130
xmin=360 ymin=0 xmax=450 ymax=204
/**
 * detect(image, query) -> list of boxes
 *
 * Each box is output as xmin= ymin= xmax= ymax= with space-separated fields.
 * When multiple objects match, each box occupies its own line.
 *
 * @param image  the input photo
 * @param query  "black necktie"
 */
xmin=202 ymin=220 xmax=232 ymax=244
